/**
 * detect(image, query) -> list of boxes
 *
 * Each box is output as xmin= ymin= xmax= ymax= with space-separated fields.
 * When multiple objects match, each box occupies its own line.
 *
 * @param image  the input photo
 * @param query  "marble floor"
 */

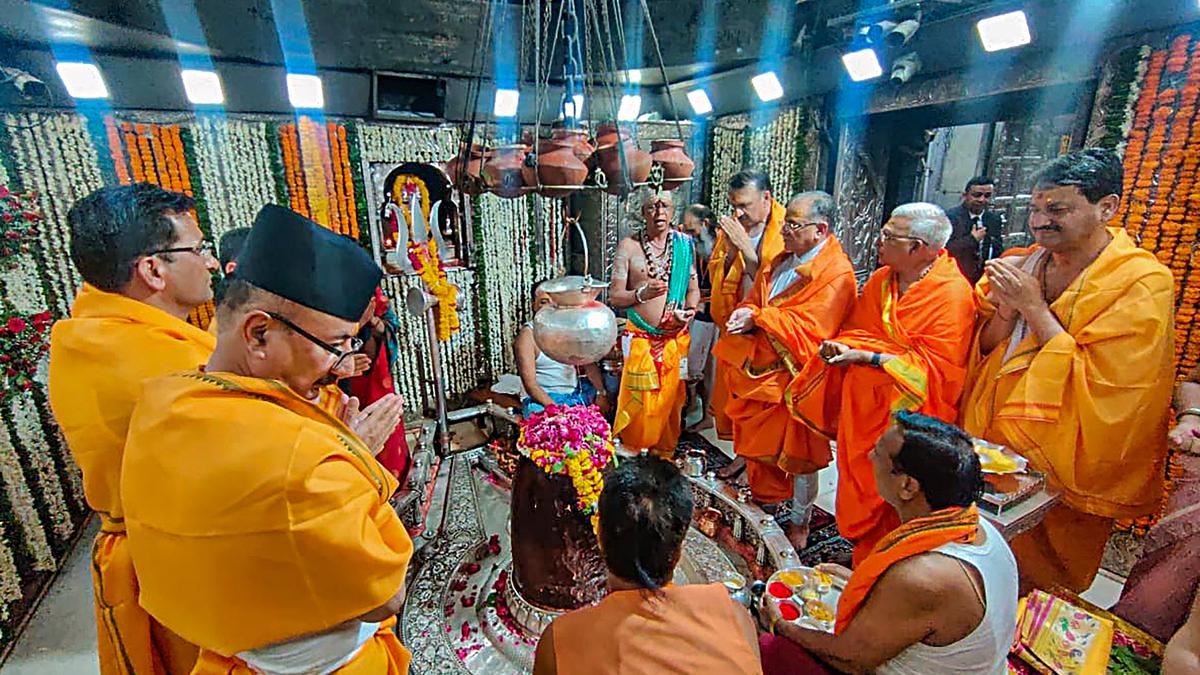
xmin=1 ymin=426 xmax=1126 ymax=673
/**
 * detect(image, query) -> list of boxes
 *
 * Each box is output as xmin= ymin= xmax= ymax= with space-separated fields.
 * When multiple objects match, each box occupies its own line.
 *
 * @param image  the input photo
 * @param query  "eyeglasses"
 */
xmin=149 ymin=240 xmax=215 ymax=258
xmin=879 ymin=229 xmax=928 ymax=246
xmin=264 ymin=310 xmax=363 ymax=369
xmin=783 ymin=220 xmax=822 ymax=233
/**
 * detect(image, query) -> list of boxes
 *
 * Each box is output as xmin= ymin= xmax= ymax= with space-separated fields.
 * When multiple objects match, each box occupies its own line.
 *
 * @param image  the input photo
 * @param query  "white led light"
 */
xmin=493 ymin=88 xmax=519 ymax=117
xmin=181 ymin=69 xmax=224 ymax=105
xmin=976 ymin=10 xmax=1031 ymax=52
xmin=564 ymin=93 xmax=584 ymax=117
xmin=841 ymin=48 xmax=883 ymax=82
xmin=687 ymin=89 xmax=713 ymax=115
xmin=617 ymin=94 xmax=642 ymax=121
xmin=628 ymin=70 xmax=642 ymax=84
xmin=286 ymin=73 xmax=324 ymax=109
xmin=751 ymin=71 xmax=784 ymax=102
xmin=55 ymin=62 xmax=108 ymax=99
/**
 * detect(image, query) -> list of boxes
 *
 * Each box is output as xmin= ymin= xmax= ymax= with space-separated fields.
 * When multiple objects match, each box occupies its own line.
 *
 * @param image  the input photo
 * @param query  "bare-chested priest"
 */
xmin=610 ymin=188 xmax=701 ymax=456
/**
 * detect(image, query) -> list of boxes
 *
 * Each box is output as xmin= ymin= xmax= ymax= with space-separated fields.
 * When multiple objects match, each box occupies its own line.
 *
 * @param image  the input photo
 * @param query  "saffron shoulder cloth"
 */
xmin=122 ymin=370 xmax=412 ymax=657
xmin=714 ymin=236 xmax=857 ymax=404
xmin=787 ymin=252 xmax=976 ymax=434
xmin=961 ymin=228 xmax=1175 ymax=519
xmin=49 ymin=282 xmax=216 ymax=522
xmin=835 ymin=505 xmax=981 ymax=634
xmin=707 ymin=200 xmax=786 ymax=327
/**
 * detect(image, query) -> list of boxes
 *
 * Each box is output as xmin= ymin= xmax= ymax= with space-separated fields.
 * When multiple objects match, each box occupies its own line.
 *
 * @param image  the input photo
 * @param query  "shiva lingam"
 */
xmin=531 ymin=216 xmax=617 ymax=365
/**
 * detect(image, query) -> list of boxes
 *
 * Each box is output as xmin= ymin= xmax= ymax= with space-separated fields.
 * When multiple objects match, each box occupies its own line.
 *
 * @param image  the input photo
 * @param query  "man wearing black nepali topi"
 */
xmin=121 ymin=204 xmax=414 ymax=673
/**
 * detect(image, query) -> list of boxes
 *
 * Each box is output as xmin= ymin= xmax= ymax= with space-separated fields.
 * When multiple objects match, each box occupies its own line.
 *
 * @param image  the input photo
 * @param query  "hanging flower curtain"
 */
xmin=278 ymin=117 xmax=360 ymax=240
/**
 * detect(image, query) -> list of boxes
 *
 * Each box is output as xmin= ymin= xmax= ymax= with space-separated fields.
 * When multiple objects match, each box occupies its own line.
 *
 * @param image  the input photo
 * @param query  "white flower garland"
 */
xmin=6 ymin=113 xmax=103 ymax=315
xmin=0 ymin=424 xmax=54 ymax=571
xmin=1117 ymin=45 xmax=1153 ymax=156
xmin=9 ymin=394 xmax=72 ymax=547
xmin=193 ymin=117 xmax=277 ymax=239
xmin=0 ymin=519 xmax=21 ymax=617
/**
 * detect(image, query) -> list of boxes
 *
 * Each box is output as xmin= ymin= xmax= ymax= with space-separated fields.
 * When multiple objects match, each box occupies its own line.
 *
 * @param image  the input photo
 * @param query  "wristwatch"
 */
xmin=1176 ymin=407 xmax=1200 ymax=423
xmin=870 ymin=352 xmax=882 ymax=368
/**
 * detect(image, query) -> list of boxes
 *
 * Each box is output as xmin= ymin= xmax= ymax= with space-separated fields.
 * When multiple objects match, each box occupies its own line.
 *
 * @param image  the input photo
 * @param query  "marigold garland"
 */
xmin=273 ymin=117 xmax=363 ymax=239
xmin=1107 ymin=32 xmax=1200 ymax=534
xmin=409 ymin=240 xmax=460 ymax=340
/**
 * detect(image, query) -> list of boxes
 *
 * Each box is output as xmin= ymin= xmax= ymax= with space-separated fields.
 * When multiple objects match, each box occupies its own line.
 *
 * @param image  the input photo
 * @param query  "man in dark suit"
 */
xmin=945 ymin=176 xmax=1005 ymax=285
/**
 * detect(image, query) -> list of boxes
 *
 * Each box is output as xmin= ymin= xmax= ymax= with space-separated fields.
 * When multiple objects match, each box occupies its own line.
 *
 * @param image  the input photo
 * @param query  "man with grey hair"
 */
xmin=786 ymin=201 xmax=976 ymax=564
xmin=610 ymin=188 xmax=701 ymax=455
xmin=713 ymin=191 xmax=856 ymax=549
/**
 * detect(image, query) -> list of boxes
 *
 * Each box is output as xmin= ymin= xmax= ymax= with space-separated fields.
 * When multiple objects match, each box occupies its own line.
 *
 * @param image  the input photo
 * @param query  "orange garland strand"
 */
xmin=104 ymin=117 xmax=131 ymax=184
xmin=123 ymin=123 xmax=146 ymax=184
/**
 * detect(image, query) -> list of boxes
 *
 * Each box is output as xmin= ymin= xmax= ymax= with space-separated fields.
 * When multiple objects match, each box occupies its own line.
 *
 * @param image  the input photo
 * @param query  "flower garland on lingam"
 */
xmin=0 ymin=187 xmax=40 ymax=271
xmin=517 ymin=404 xmax=615 ymax=532
xmin=0 ymin=309 xmax=52 ymax=404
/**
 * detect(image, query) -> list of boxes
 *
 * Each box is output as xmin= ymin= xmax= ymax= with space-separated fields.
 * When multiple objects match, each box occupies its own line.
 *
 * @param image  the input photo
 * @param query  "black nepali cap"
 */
xmin=237 ymin=205 xmax=382 ymax=322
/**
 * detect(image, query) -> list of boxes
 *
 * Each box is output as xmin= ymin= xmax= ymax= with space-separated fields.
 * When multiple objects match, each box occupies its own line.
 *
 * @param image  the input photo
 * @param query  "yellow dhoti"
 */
xmin=91 ymin=522 xmax=198 ymax=675
xmin=614 ymin=327 xmax=690 ymax=457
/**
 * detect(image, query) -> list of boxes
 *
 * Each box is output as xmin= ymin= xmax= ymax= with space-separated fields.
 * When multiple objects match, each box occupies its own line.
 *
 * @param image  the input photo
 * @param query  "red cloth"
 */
xmin=347 ymin=290 xmax=411 ymax=487
xmin=758 ymin=634 xmax=838 ymax=675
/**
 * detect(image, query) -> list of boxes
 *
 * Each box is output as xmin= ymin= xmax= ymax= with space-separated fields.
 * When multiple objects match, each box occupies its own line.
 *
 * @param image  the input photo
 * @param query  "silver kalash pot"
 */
xmin=531 ymin=214 xmax=618 ymax=365
xmin=532 ymin=275 xmax=617 ymax=365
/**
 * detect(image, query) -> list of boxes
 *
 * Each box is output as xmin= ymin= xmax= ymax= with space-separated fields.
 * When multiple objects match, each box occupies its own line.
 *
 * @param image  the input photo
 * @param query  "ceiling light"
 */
xmin=627 ymin=70 xmax=642 ymax=84
xmin=286 ymin=73 xmax=324 ymax=109
xmin=493 ymin=88 xmax=519 ymax=117
xmin=687 ymin=89 xmax=713 ymax=115
xmin=180 ymin=69 xmax=224 ymax=105
xmin=751 ymin=72 xmax=784 ymax=102
xmin=886 ymin=19 xmax=920 ymax=47
xmin=564 ymin=92 xmax=584 ymax=118
xmin=617 ymin=94 xmax=642 ymax=121
xmin=842 ymin=48 xmax=883 ymax=82
xmin=976 ymin=10 xmax=1031 ymax=52
xmin=55 ymin=62 xmax=108 ymax=99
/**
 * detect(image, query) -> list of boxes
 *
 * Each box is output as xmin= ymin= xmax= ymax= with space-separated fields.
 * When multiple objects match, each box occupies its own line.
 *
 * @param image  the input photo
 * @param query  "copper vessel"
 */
xmin=444 ymin=144 xmax=487 ymax=195
xmin=651 ymin=139 xmax=694 ymax=190
xmin=536 ymin=139 xmax=590 ymax=197
xmin=482 ymin=144 xmax=530 ymax=198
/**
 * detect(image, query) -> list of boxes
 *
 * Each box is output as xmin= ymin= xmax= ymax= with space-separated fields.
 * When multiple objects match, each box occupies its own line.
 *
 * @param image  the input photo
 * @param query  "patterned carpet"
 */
xmin=676 ymin=432 xmax=854 ymax=568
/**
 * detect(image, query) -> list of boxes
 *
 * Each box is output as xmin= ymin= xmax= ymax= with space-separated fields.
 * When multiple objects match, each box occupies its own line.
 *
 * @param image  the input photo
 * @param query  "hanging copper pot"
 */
xmin=651 ymin=139 xmax=695 ymax=190
xmin=592 ymin=122 xmax=629 ymax=149
xmin=444 ymin=144 xmax=487 ymax=195
xmin=482 ymin=144 xmax=530 ymax=198
xmin=595 ymin=140 xmax=652 ymax=195
xmin=551 ymin=127 xmax=594 ymax=164
xmin=537 ymin=139 xmax=590 ymax=197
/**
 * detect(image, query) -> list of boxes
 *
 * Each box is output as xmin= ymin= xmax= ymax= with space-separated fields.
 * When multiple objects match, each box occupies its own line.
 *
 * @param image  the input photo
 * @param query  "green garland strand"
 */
xmin=701 ymin=122 xmax=716 ymax=206
xmin=472 ymin=195 xmax=493 ymax=370
xmin=178 ymin=126 xmax=211 ymax=239
xmin=790 ymin=108 xmax=812 ymax=192
xmin=81 ymin=112 xmax=118 ymax=187
xmin=344 ymin=121 xmax=372 ymax=252
xmin=1098 ymin=46 xmax=1144 ymax=150
xmin=265 ymin=122 xmax=289 ymax=207
xmin=0 ymin=124 xmax=20 ymax=191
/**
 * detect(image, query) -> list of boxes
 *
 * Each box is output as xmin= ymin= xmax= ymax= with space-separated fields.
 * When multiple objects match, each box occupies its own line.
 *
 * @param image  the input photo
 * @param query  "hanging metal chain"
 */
xmin=639 ymin=0 xmax=685 ymax=141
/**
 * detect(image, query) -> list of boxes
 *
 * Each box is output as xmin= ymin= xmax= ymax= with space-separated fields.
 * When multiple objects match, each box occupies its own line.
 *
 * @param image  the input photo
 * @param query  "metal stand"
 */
xmin=406 ymin=286 xmax=451 ymax=452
